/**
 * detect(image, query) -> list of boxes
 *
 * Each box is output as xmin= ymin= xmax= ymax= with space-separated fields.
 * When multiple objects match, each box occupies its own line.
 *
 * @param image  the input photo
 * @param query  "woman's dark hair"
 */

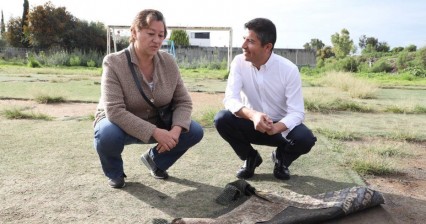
xmin=244 ymin=18 xmax=276 ymax=50
xmin=129 ymin=9 xmax=167 ymax=43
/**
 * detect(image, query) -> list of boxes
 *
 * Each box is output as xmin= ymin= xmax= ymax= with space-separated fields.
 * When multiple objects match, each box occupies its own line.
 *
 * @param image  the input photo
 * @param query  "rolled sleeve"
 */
xmin=223 ymin=60 xmax=245 ymax=113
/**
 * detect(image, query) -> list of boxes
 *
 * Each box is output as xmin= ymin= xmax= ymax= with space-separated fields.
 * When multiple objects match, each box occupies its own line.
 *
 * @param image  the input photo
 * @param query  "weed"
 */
xmin=385 ymin=131 xmax=425 ymax=143
xmin=1 ymin=108 xmax=52 ymax=120
xmin=314 ymin=128 xmax=361 ymax=141
xmin=350 ymin=159 xmax=396 ymax=175
xmin=34 ymin=94 xmax=66 ymax=104
xmin=384 ymin=105 xmax=407 ymax=113
xmin=319 ymin=72 xmax=378 ymax=99
xmin=196 ymin=108 xmax=219 ymax=127
xmin=413 ymin=105 xmax=426 ymax=114
xmin=305 ymin=98 xmax=373 ymax=113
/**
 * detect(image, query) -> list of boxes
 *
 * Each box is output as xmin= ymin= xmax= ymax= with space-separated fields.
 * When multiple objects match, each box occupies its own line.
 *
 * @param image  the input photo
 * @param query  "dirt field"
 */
xmin=1 ymin=92 xmax=425 ymax=223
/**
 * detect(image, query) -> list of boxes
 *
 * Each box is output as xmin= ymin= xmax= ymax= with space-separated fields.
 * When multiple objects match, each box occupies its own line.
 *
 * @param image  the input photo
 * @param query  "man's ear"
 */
xmin=264 ymin=43 xmax=273 ymax=52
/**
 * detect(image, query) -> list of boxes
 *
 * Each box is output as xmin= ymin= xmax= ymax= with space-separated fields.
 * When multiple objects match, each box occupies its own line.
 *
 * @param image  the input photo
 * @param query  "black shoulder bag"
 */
xmin=124 ymin=49 xmax=173 ymax=130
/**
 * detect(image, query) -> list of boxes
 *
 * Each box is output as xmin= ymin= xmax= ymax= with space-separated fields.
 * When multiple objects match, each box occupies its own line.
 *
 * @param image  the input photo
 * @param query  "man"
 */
xmin=214 ymin=18 xmax=316 ymax=180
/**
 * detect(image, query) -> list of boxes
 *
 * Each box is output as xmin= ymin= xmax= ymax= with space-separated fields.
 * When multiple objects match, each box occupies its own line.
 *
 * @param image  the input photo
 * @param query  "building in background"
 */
xmin=189 ymin=32 xmax=210 ymax=46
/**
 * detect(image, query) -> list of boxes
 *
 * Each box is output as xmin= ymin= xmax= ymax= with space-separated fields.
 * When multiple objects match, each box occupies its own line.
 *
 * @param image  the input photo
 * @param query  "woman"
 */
xmin=93 ymin=9 xmax=203 ymax=188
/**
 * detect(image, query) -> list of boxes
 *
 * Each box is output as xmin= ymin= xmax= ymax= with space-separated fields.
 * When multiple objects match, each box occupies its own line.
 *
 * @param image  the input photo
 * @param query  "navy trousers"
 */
xmin=214 ymin=110 xmax=316 ymax=167
xmin=94 ymin=118 xmax=204 ymax=179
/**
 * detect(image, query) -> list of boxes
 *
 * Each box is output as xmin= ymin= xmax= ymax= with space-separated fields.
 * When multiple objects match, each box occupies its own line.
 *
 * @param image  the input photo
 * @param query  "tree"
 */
xmin=303 ymin=38 xmax=324 ymax=51
xmin=170 ymin=30 xmax=189 ymax=46
xmin=0 ymin=11 xmax=6 ymax=47
xmin=405 ymin=44 xmax=417 ymax=52
xmin=26 ymin=2 xmax=75 ymax=49
xmin=359 ymin=35 xmax=367 ymax=49
xmin=365 ymin=37 xmax=378 ymax=48
xmin=5 ymin=17 xmax=24 ymax=47
xmin=66 ymin=20 xmax=106 ymax=53
xmin=392 ymin=47 xmax=404 ymax=53
xmin=21 ymin=0 xmax=30 ymax=47
xmin=331 ymin=28 xmax=354 ymax=58
xmin=376 ymin=42 xmax=390 ymax=52
xmin=303 ymin=42 xmax=311 ymax=50
xmin=317 ymin=46 xmax=335 ymax=60
xmin=1 ymin=10 xmax=5 ymax=37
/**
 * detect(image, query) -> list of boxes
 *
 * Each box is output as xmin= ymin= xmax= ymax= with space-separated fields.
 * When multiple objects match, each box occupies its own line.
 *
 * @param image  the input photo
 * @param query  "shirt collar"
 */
xmin=263 ymin=52 xmax=276 ymax=69
xmin=251 ymin=52 xmax=275 ymax=70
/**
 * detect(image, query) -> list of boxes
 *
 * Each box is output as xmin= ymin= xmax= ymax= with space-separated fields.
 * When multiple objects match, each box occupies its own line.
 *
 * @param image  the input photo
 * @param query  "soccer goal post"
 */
xmin=106 ymin=25 xmax=233 ymax=70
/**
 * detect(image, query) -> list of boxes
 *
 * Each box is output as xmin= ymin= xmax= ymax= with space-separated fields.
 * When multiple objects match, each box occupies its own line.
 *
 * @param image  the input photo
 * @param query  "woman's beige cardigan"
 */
xmin=94 ymin=44 xmax=192 ymax=143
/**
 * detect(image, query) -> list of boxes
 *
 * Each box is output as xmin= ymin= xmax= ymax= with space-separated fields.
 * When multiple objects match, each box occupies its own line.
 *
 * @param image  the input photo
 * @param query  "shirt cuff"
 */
xmin=227 ymin=103 xmax=245 ymax=114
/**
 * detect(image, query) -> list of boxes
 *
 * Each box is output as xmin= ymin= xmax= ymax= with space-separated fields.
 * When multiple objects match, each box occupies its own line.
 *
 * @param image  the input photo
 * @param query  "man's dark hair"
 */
xmin=244 ymin=18 xmax=276 ymax=50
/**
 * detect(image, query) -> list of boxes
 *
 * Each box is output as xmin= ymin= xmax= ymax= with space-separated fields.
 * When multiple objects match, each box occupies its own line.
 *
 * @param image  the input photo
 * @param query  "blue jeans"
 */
xmin=94 ymin=118 xmax=204 ymax=179
xmin=214 ymin=110 xmax=316 ymax=167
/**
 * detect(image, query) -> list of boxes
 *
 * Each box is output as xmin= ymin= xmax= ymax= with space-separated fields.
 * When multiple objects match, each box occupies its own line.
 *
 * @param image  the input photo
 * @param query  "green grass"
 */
xmin=1 ymin=108 xmax=52 ymax=120
xmin=0 ymin=63 xmax=102 ymax=76
xmin=195 ymin=108 xmax=219 ymax=128
xmin=1 ymin=65 xmax=425 ymax=222
xmin=0 ymin=79 xmax=100 ymax=102
xmin=350 ymin=159 xmax=397 ymax=176
xmin=356 ymin=71 xmax=426 ymax=87
xmin=34 ymin=94 xmax=67 ymax=104
xmin=180 ymin=68 xmax=228 ymax=80
xmin=313 ymin=128 xmax=361 ymax=141
xmin=304 ymin=98 xmax=374 ymax=113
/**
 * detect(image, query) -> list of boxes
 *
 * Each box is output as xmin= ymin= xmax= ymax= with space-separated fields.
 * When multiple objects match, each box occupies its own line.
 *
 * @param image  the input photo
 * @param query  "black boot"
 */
xmin=236 ymin=151 xmax=263 ymax=179
xmin=272 ymin=150 xmax=290 ymax=180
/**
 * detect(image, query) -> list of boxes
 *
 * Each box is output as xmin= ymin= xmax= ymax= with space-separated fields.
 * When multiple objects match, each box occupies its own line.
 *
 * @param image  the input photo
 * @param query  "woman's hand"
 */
xmin=152 ymin=126 xmax=182 ymax=153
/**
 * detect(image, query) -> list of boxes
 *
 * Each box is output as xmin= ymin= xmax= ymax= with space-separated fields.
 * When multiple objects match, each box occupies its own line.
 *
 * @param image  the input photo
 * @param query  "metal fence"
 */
xmin=0 ymin=47 xmax=28 ymax=59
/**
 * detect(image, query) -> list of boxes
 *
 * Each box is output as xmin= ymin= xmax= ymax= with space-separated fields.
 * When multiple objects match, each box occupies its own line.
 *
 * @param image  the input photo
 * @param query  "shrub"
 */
xmin=397 ymin=51 xmax=410 ymax=70
xmin=402 ymin=66 xmax=426 ymax=78
xmin=27 ymin=57 xmax=41 ymax=68
xmin=405 ymin=44 xmax=417 ymax=52
xmin=28 ymin=59 xmax=41 ymax=68
xmin=370 ymin=60 xmax=393 ymax=73
xmin=69 ymin=55 xmax=81 ymax=66
xmin=87 ymin=59 xmax=96 ymax=67
xmin=416 ymin=47 xmax=426 ymax=68
xmin=45 ymin=50 xmax=70 ymax=66
xmin=391 ymin=47 xmax=404 ymax=53
xmin=335 ymin=57 xmax=358 ymax=72
xmin=315 ymin=58 xmax=324 ymax=68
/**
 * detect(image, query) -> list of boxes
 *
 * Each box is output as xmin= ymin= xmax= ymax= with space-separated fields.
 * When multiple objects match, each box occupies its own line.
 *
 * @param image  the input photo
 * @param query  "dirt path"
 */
xmin=1 ymin=92 xmax=425 ymax=223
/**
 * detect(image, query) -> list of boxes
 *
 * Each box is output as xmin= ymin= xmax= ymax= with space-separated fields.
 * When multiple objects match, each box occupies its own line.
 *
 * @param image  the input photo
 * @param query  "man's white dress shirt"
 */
xmin=223 ymin=53 xmax=305 ymax=137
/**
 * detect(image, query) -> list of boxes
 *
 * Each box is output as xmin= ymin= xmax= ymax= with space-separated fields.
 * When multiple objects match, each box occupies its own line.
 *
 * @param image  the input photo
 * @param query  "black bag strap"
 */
xmin=124 ymin=48 xmax=157 ymax=109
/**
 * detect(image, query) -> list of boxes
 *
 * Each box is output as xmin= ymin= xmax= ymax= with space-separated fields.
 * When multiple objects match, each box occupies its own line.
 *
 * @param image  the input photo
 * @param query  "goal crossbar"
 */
xmin=107 ymin=25 xmax=233 ymax=70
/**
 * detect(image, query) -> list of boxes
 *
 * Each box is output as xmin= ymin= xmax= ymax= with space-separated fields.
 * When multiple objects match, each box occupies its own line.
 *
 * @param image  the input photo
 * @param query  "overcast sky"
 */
xmin=2 ymin=0 xmax=426 ymax=49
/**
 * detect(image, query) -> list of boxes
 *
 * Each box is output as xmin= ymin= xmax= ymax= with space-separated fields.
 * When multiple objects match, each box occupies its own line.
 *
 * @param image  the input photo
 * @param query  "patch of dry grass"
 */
xmin=319 ymin=71 xmax=379 ymax=99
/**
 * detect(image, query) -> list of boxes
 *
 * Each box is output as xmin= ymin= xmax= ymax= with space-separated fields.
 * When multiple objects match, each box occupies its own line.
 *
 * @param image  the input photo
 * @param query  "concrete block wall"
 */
xmin=169 ymin=46 xmax=316 ymax=67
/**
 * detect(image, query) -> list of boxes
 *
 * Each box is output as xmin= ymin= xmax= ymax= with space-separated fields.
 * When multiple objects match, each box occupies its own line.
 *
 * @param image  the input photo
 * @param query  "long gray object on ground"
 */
xmin=172 ymin=180 xmax=385 ymax=224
